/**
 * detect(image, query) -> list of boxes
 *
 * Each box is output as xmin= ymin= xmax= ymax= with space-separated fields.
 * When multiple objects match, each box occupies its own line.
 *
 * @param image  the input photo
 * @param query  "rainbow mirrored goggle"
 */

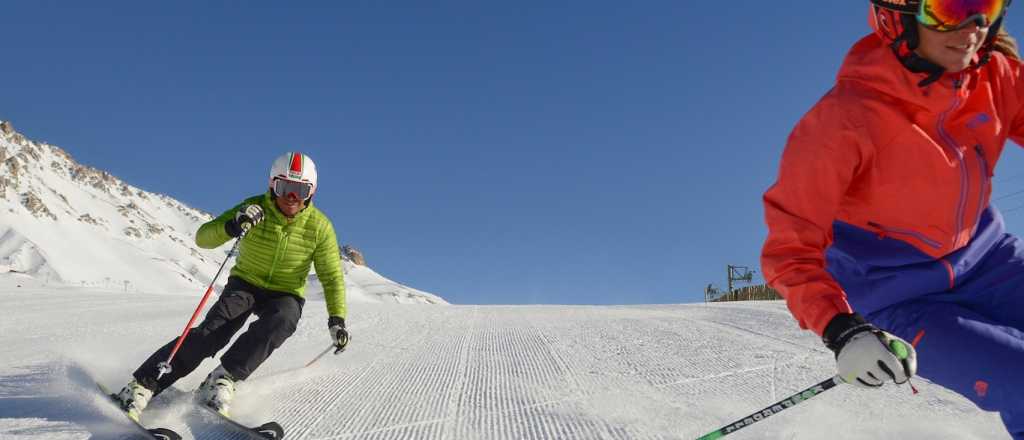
xmin=917 ymin=0 xmax=1009 ymax=31
xmin=272 ymin=178 xmax=313 ymax=200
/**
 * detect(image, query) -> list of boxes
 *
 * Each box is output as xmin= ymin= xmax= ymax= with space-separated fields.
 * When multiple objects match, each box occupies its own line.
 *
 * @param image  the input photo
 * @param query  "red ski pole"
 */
xmin=156 ymin=235 xmax=244 ymax=380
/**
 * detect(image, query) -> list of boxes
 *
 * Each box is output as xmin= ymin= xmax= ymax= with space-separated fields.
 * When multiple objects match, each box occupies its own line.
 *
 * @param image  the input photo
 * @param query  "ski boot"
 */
xmin=114 ymin=379 xmax=154 ymax=422
xmin=198 ymin=365 xmax=236 ymax=417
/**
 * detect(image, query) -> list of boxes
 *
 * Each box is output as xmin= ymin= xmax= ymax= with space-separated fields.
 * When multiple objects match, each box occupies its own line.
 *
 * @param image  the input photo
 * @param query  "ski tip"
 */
xmin=148 ymin=428 xmax=183 ymax=440
xmin=254 ymin=421 xmax=284 ymax=439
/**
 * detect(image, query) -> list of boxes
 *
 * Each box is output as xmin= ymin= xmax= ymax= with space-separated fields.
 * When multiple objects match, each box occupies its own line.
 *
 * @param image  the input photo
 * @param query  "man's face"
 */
xmin=275 ymin=191 xmax=304 ymax=217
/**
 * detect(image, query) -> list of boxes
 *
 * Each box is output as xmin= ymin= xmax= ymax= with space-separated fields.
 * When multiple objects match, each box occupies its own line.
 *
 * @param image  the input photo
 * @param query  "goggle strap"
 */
xmin=870 ymin=0 xmax=917 ymax=14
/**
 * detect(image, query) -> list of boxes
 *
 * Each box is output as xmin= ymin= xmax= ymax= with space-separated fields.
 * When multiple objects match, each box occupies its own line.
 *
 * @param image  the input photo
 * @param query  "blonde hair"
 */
xmin=992 ymin=27 xmax=1020 ymax=60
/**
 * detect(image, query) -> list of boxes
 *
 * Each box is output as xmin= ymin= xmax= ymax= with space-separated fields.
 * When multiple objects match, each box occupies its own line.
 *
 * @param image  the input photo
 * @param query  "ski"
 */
xmin=95 ymin=381 xmax=182 ymax=440
xmin=196 ymin=402 xmax=285 ymax=439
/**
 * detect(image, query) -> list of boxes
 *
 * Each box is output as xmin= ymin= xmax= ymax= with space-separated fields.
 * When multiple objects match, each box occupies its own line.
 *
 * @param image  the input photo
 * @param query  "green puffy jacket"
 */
xmin=195 ymin=192 xmax=346 ymax=319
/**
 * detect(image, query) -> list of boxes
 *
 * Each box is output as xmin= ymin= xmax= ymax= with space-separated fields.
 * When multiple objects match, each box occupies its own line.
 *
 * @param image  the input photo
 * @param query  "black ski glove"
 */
xmin=225 ymin=204 xmax=265 ymax=238
xmin=823 ymin=313 xmax=917 ymax=388
xmin=328 ymin=316 xmax=349 ymax=354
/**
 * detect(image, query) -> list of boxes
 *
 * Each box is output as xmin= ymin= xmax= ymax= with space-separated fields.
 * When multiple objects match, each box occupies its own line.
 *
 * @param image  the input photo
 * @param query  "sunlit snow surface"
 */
xmin=0 ymin=279 xmax=1007 ymax=439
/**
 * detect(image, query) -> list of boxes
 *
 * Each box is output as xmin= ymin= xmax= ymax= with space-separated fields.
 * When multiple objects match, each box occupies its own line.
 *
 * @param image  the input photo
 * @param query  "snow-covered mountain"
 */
xmin=312 ymin=261 xmax=448 ymax=305
xmin=0 ymin=120 xmax=447 ymax=304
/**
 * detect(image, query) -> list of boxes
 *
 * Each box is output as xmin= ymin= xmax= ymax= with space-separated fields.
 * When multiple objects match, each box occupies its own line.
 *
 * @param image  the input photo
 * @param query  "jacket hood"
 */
xmin=836 ymin=33 xmax=978 ymax=110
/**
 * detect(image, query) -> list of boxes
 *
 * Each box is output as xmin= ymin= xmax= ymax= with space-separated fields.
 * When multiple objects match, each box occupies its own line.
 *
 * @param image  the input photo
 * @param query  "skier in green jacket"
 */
xmin=114 ymin=152 xmax=349 ymax=420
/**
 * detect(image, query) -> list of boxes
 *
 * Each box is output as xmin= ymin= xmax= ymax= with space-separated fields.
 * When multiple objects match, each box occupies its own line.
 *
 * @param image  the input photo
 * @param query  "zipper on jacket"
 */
xmin=935 ymin=75 xmax=969 ymax=248
xmin=867 ymin=222 xmax=943 ymax=249
xmin=267 ymin=230 xmax=291 ymax=284
xmin=973 ymin=145 xmax=991 ymax=234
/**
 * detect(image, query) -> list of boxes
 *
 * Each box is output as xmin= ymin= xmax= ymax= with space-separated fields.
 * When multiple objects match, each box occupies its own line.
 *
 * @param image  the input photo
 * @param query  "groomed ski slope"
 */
xmin=0 ymin=281 xmax=1008 ymax=439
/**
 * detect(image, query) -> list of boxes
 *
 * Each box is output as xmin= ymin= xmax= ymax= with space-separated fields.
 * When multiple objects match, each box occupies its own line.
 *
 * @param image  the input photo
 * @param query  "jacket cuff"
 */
xmin=822 ymin=312 xmax=873 ymax=354
xmin=224 ymin=219 xmax=243 ymax=238
xmin=803 ymin=294 xmax=854 ymax=337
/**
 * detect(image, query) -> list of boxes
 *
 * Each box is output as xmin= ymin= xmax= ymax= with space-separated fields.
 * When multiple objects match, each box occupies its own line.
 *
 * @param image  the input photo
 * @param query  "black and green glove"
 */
xmin=328 ymin=316 xmax=349 ymax=355
xmin=824 ymin=313 xmax=917 ymax=387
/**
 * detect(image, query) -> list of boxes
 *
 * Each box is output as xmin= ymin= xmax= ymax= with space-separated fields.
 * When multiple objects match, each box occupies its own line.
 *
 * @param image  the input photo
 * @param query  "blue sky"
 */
xmin=5 ymin=2 xmax=1024 ymax=305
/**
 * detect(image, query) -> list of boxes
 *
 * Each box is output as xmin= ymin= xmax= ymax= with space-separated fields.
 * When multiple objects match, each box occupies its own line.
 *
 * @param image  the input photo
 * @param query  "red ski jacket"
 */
xmin=761 ymin=33 xmax=1024 ymax=335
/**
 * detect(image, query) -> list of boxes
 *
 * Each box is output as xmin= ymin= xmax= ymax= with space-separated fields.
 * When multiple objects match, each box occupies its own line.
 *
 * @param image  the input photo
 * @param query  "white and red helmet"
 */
xmin=269 ymin=152 xmax=318 ymax=199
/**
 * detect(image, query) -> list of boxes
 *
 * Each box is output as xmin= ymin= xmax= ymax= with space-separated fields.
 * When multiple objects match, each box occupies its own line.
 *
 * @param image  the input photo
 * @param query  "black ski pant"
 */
xmin=133 ymin=276 xmax=304 ymax=395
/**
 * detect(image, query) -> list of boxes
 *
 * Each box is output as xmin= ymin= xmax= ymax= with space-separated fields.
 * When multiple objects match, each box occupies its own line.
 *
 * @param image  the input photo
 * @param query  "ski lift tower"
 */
xmin=727 ymin=265 xmax=755 ymax=301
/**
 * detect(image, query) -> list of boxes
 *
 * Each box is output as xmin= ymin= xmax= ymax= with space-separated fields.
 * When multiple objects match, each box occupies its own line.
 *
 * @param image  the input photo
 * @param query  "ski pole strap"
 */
xmin=695 ymin=376 xmax=842 ymax=440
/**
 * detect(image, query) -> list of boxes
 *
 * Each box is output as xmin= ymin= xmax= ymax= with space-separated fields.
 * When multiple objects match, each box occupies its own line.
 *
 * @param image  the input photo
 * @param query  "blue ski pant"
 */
xmin=867 ymin=233 xmax=1024 ymax=440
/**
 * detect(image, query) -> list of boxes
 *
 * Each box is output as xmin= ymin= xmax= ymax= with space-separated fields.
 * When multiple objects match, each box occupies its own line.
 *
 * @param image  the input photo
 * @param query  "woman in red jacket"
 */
xmin=761 ymin=0 xmax=1024 ymax=437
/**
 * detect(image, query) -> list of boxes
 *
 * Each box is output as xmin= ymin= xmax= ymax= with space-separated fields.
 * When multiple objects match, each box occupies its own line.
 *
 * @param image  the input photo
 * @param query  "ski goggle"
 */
xmin=917 ymin=0 xmax=1009 ymax=32
xmin=272 ymin=178 xmax=313 ymax=200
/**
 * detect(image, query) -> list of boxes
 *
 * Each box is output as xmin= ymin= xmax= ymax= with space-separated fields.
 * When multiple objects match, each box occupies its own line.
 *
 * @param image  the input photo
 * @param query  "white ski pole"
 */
xmin=695 ymin=375 xmax=842 ymax=439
